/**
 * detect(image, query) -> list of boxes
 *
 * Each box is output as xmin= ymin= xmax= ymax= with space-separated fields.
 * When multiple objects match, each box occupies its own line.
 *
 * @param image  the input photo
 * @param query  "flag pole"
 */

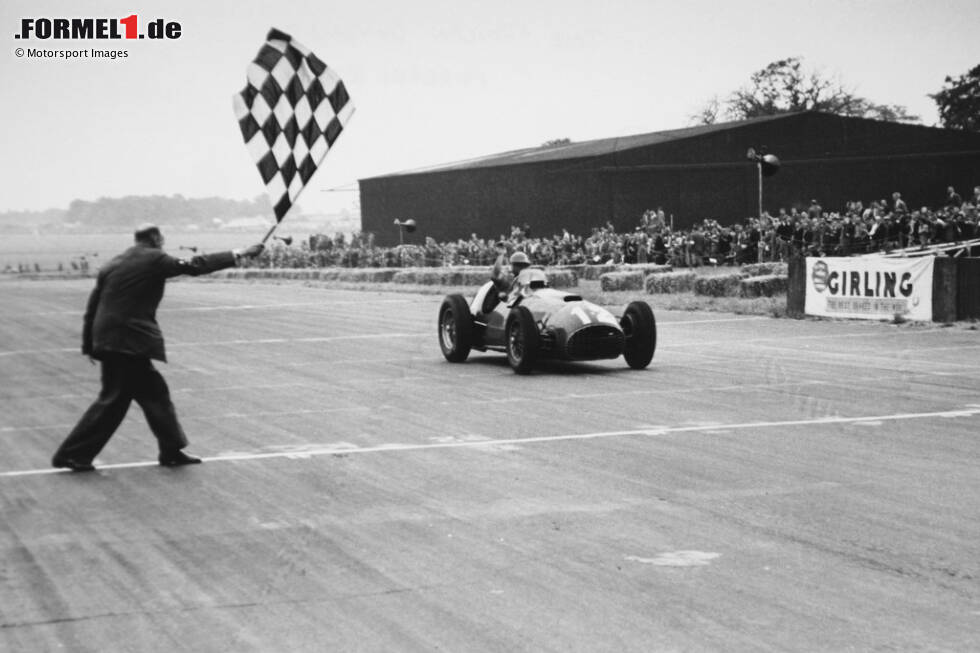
xmin=261 ymin=221 xmax=280 ymax=245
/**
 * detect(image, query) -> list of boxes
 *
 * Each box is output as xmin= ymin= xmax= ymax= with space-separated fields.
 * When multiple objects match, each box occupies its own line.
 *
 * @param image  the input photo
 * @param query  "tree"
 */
xmin=541 ymin=138 xmax=572 ymax=147
xmin=688 ymin=96 xmax=720 ymax=126
xmin=930 ymin=64 xmax=980 ymax=131
xmin=691 ymin=57 xmax=919 ymax=125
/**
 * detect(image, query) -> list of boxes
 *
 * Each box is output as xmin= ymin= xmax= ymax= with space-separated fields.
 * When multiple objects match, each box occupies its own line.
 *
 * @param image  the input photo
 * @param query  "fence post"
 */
xmin=786 ymin=255 xmax=806 ymax=318
xmin=957 ymin=258 xmax=980 ymax=320
xmin=931 ymin=257 xmax=958 ymax=323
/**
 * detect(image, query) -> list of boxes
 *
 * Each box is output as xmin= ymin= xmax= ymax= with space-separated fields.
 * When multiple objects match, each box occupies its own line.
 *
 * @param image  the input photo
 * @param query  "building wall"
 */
xmin=361 ymin=113 xmax=980 ymax=244
xmin=597 ymin=113 xmax=980 ymax=228
xmin=360 ymin=161 xmax=606 ymax=245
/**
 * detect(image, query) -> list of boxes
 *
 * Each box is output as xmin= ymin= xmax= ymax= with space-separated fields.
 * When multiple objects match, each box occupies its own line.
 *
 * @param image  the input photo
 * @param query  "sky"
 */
xmin=1 ymin=0 xmax=978 ymax=217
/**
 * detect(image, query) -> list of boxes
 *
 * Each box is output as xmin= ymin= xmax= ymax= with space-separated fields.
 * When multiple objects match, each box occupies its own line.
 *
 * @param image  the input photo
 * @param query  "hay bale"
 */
xmin=621 ymin=263 xmax=673 ymax=275
xmin=554 ymin=264 xmax=585 ymax=282
xmin=545 ymin=270 xmax=577 ymax=288
xmin=694 ymin=273 xmax=744 ymax=297
xmin=740 ymin=262 xmax=788 ymax=278
xmin=279 ymin=267 xmax=317 ymax=281
xmin=739 ymin=274 xmax=789 ymax=298
xmin=600 ymin=271 xmax=644 ymax=292
xmin=388 ymin=266 xmax=576 ymax=287
xmin=581 ymin=264 xmax=618 ymax=280
xmin=391 ymin=269 xmax=425 ymax=284
xmin=220 ymin=265 xmax=576 ymax=288
xmin=393 ymin=266 xmax=485 ymax=286
xmin=339 ymin=268 xmax=397 ymax=283
xmin=645 ymin=271 xmax=697 ymax=294
xmin=457 ymin=268 xmax=494 ymax=285
xmin=439 ymin=270 xmax=462 ymax=286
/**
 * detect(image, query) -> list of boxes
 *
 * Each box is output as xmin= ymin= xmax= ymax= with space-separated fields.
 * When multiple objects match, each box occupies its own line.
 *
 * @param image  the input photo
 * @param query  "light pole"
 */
xmin=746 ymin=147 xmax=780 ymax=218
xmin=393 ymin=218 xmax=417 ymax=245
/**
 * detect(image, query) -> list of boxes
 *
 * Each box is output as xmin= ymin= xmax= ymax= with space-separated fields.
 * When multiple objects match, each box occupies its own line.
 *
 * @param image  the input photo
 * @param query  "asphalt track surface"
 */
xmin=1 ymin=278 xmax=978 ymax=652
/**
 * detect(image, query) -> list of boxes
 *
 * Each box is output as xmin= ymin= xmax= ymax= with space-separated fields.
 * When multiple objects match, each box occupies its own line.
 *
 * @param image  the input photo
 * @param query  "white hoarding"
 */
xmin=805 ymin=256 xmax=934 ymax=321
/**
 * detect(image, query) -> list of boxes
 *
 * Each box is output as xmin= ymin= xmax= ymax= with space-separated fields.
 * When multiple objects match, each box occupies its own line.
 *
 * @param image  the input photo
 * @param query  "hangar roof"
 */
xmin=365 ymin=113 xmax=793 ymax=179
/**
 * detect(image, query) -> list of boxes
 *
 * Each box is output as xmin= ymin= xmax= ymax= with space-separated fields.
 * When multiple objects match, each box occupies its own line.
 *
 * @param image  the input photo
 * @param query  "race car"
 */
xmin=438 ymin=267 xmax=656 ymax=374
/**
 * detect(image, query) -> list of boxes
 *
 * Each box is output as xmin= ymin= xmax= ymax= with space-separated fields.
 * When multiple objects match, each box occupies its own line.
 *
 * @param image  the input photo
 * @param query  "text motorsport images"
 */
xmin=16 ymin=48 xmax=127 ymax=60
xmin=13 ymin=16 xmax=182 ymax=61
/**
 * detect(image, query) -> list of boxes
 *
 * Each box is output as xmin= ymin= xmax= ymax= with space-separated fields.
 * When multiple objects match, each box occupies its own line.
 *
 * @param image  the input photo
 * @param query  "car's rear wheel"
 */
xmin=506 ymin=305 xmax=538 ymax=374
xmin=439 ymin=294 xmax=473 ymax=362
xmin=621 ymin=301 xmax=656 ymax=369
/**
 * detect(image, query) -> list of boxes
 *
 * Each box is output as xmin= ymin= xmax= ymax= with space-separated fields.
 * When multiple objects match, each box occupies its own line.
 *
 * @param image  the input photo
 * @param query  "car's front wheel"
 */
xmin=506 ymin=305 xmax=538 ymax=374
xmin=439 ymin=294 xmax=473 ymax=362
xmin=620 ymin=301 xmax=656 ymax=369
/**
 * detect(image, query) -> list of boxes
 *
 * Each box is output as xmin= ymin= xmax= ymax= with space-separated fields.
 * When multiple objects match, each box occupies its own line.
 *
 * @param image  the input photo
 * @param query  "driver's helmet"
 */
xmin=509 ymin=251 xmax=531 ymax=274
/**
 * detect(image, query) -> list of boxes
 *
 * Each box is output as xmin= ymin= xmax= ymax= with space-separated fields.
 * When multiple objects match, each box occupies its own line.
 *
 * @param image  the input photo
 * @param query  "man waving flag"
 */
xmin=233 ymin=28 xmax=354 ymax=223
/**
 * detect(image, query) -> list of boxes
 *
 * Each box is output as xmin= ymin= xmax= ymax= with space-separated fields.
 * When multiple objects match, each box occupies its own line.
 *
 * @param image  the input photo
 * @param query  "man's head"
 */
xmin=509 ymin=251 xmax=531 ymax=275
xmin=134 ymin=223 xmax=164 ymax=248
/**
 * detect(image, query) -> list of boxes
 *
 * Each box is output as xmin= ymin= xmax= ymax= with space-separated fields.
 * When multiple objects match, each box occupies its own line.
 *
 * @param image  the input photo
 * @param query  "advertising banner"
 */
xmin=805 ymin=256 xmax=934 ymax=321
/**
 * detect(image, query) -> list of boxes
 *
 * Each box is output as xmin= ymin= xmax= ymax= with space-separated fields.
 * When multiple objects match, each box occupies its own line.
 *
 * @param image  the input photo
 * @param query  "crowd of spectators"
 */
xmin=9 ymin=185 xmax=977 ymax=275
xmin=296 ymin=184 xmax=980 ymax=269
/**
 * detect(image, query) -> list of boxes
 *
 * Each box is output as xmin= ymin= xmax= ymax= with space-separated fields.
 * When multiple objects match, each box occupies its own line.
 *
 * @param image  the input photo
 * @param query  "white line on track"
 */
xmin=3 ymin=405 xmax=978 ymax=478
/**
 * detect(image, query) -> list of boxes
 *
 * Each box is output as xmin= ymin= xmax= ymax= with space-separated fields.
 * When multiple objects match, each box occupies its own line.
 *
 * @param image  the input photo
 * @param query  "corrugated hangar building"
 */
xmin=358 ymin=111 xmax=980 ymax=246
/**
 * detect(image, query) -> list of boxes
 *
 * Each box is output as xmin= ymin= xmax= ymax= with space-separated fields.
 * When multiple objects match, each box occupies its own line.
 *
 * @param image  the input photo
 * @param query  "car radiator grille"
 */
xmin=565 ymin=325 xmax=624 ymax=360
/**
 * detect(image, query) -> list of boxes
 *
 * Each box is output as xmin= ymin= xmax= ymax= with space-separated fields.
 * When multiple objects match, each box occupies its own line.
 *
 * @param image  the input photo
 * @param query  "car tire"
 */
xmin=621 ymin=301 xmax=656 ymax=369
xmin=506 ymin=305 xmax=538 ymax=374
xmin=439 ymin=294 xmax=473 ymax=362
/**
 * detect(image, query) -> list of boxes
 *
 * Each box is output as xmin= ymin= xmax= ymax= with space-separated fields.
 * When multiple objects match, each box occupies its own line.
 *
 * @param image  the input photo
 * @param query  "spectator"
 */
xmin=946 ymin=186 xmax=963 ymax=209
xmin=892 ymin=192 xmax=908 ymax=215
xmin=807 ymin=199 xmax=823 ymax=220
xmin=689 ymin=224 xmax=706 ymax=267
xmin=775 ymin=213 xmax=794 ymax=261
xmin=839 ymin=213 xmax=855 ymax=256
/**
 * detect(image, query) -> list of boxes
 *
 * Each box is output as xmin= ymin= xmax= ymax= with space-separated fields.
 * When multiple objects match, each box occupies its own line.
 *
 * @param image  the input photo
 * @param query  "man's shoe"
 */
xmin=52 ymin=456 xmax=96 ymax=472
xmin=158 ymin=450 xmax=203 ymax=467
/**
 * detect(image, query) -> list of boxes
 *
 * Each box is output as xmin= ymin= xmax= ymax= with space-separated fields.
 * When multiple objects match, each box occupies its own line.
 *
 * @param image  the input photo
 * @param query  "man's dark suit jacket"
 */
xmin=82 ymin=244 xmax=237 ymax=362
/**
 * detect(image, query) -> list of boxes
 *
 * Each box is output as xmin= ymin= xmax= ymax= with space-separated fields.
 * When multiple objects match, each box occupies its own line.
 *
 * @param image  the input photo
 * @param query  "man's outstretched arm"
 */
xmin=159 ymin=243 xmax=264 ymax=278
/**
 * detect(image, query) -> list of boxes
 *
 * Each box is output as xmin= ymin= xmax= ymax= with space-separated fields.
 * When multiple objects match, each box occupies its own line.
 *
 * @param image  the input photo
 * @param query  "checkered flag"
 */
xmin=233 ymin=28 xmax=354 ymax=222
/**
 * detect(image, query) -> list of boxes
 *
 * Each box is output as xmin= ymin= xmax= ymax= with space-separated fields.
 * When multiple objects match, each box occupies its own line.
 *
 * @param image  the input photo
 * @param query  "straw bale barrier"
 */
xmin=740 ymin=262 xmax=789 ymax=278
xmin=739 ymin=274 xmax=790 ymax=298
xmin=645 ymin=271 xmax=697 ymax=294
xmin=693 ymin=273 xmax=745 ymax=297
xmin=599 ymin=271 xmax=645 ymax=292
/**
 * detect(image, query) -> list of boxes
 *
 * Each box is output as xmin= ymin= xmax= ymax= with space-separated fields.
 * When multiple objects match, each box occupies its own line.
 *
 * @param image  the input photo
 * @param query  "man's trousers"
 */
xmin=54 ymin=353 xmax=188 ymax=462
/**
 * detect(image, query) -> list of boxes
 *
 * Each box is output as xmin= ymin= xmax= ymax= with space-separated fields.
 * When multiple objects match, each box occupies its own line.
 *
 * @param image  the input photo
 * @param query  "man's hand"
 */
xmin=235 ymin=244 xmax=265 ymax=258
xmin=242 ymin=243 xmax=264 ymax=257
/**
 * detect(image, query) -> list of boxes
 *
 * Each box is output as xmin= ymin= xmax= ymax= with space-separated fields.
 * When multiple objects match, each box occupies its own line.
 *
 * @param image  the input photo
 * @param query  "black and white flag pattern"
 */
xmin=233 ymin=28 xmax=354 ymax=221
